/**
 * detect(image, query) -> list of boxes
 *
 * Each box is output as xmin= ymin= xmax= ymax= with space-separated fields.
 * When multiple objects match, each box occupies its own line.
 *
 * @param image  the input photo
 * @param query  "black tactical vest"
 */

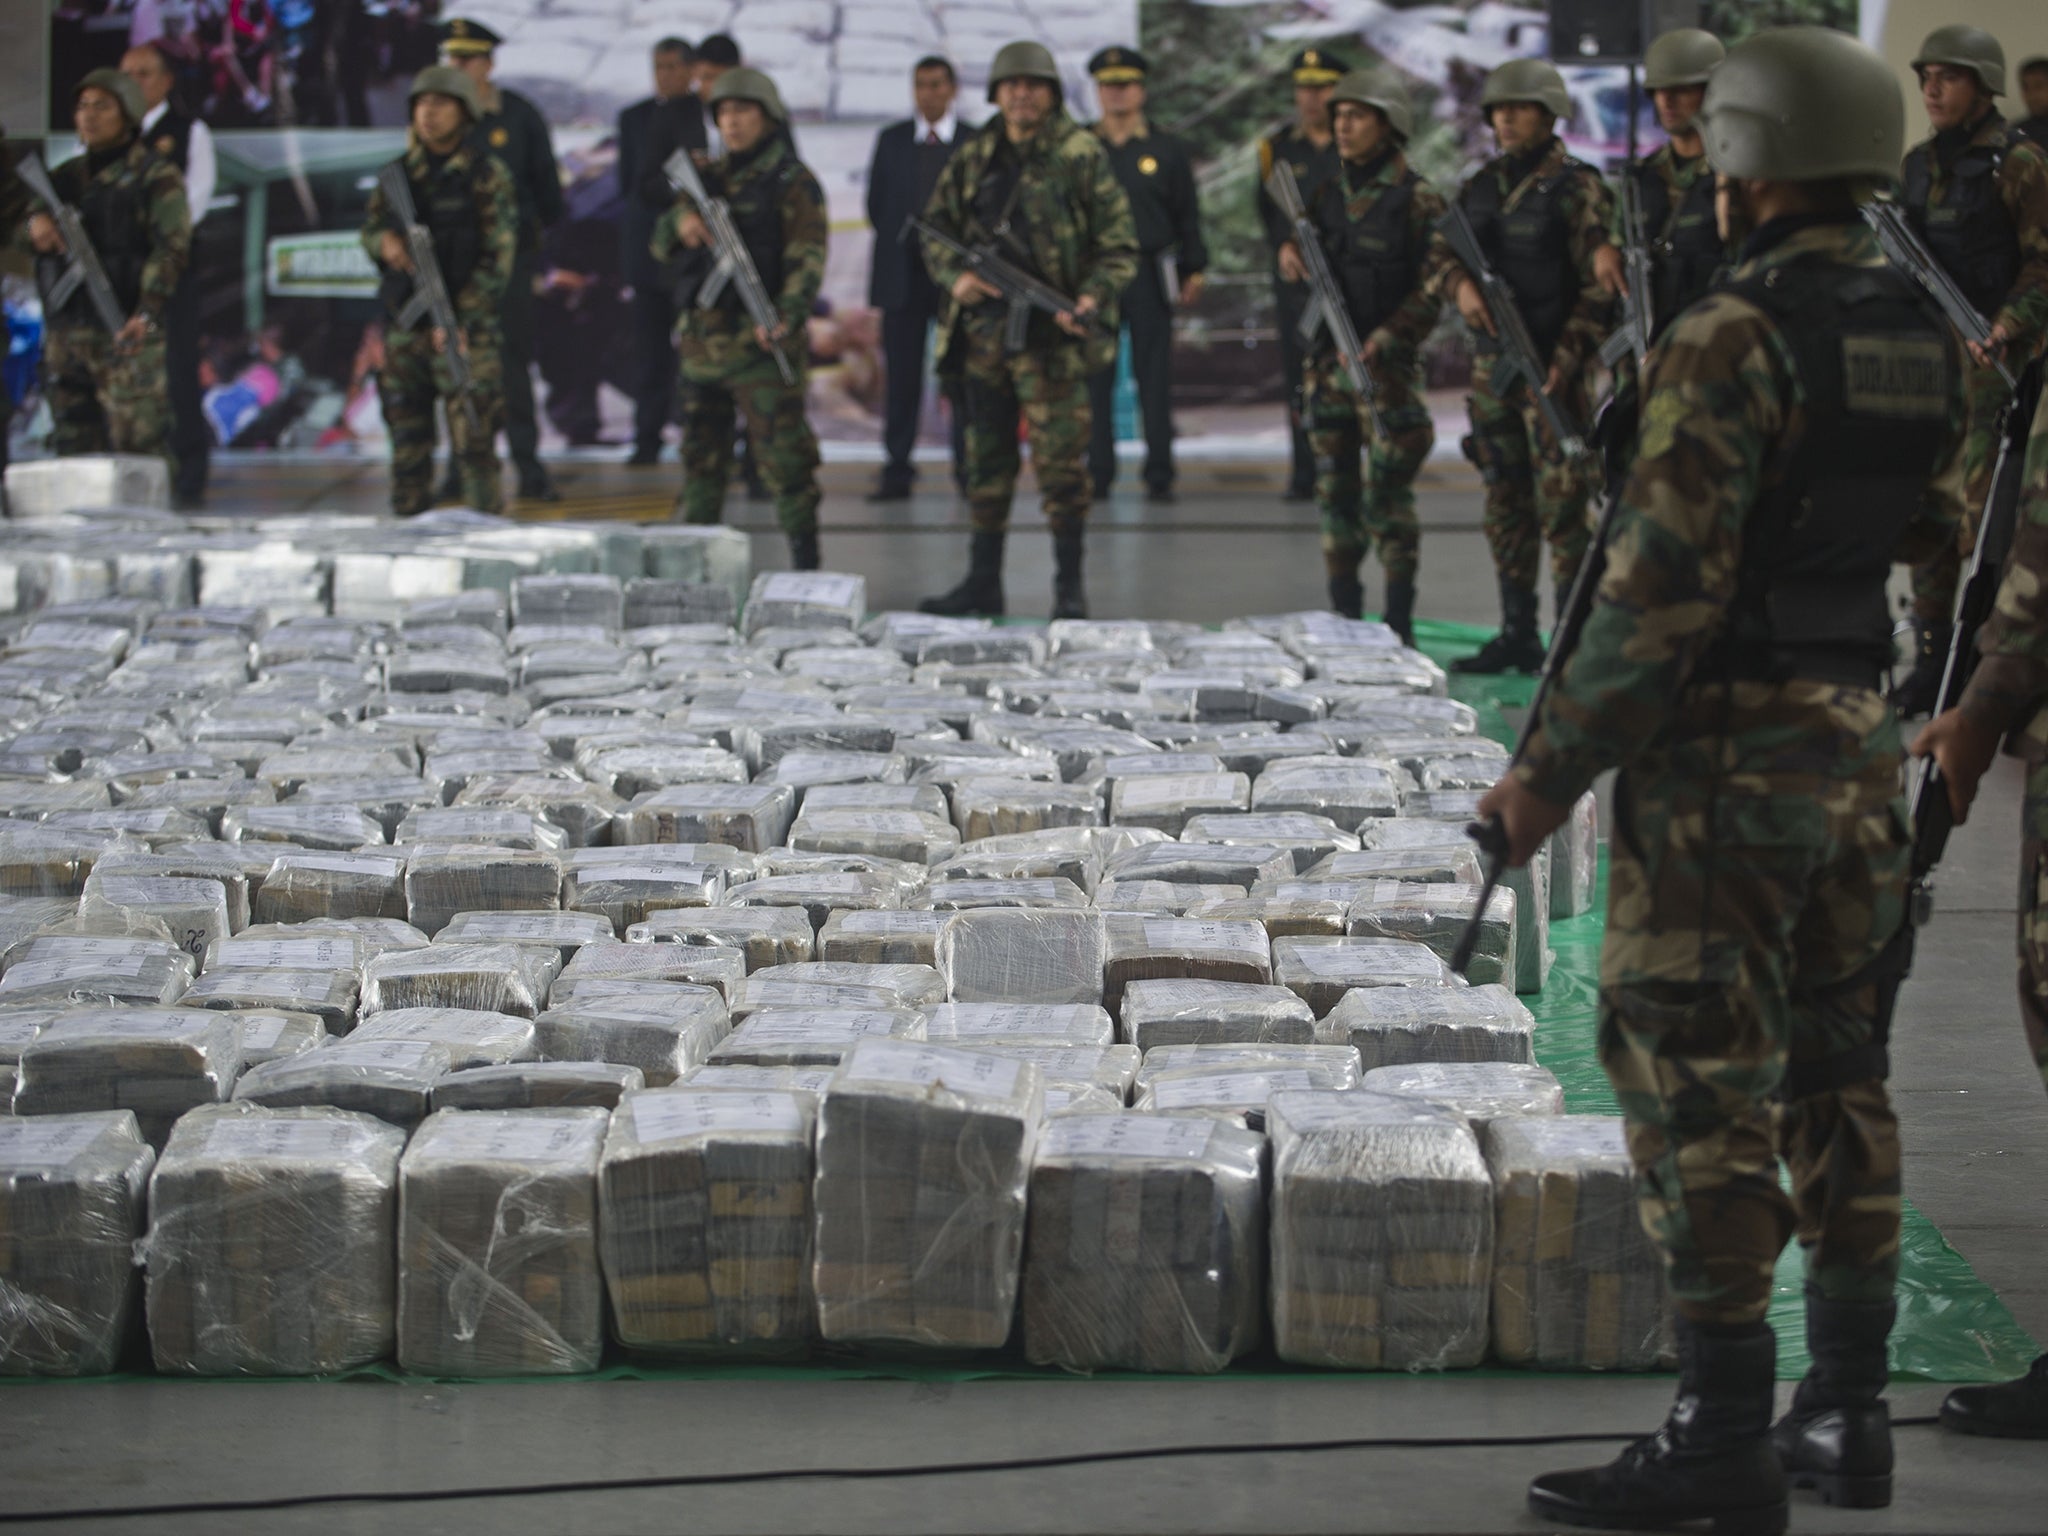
xmin=1711 ymin=257 xmax=1956 ymax=680
xmin=1462 ymin=152 xmax=1579 ymax=360
xmin=1901 ymin=132 xmax=2020 ymax=318
xmin=379 ymin=154 xmax=486 ymax=324
xmin=1633 ymin=156 xmax=1721 ymax=338
xmin=146 ymin=107 xmax=195 ymax=175
xmin=1318 ymin=163 xmax=1420 ymax=339
xmin=40 ymin=147 xmax=154 ymax=324
xmin=724 ymin=157 xmax=792 ymax=303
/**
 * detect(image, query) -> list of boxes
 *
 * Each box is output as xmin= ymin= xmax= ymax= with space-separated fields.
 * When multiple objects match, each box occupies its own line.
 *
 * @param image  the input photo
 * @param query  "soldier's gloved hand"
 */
xmin=676 ymin=212 xmax=712 ymax=249
xmin=379 ymin=230 xmax=411 ymax=274
xmin=1454 ymin=276 xmax=1496 ymax=338
xmin=1055 ymin=295 xmax=1098 ymax=338
xmin=1276 ymin=242 xmax=1307 ymax=283
xmin=28 ymin=213 xmax=65 ymax=255
xmin=1911 ymin=708 xmax=2001 ymax=826
xmin=1968 ymin=324 xmax=2009 ymax=372
xmin=113 ymin=314 xmax=149 ymax=355
xmin=1475 ymin=774 xmax=1570 ymax=868
xmin=952 ymin=271 xmax=1002 ymax=307
xmin=1593 ymin=242 xmax=1626 ymax=297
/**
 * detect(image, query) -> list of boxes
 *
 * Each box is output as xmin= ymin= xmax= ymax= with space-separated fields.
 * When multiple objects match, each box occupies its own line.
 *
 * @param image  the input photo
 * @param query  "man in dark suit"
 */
xmin=864 ymin=55 xmax=968 ymax=502
xmin=618 ymin=36 xmax=694 ymax=466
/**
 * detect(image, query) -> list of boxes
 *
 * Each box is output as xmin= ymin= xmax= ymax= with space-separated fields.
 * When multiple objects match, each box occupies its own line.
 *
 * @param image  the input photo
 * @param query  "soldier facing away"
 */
xmin=1479 ymin=28 xmax=1965 ymax=1532
xmin=360 ymin=66 xmax=518 ymax=516
xmin=1623 ymin=28 xmax=1731 ymax=344
xmin=1283 ymin=67 xmax=1451 ymax=643
xmin=654 ymin=67 xmax=828 ymax=572
xmin=21 ymin=69 xmax=190 ymax=473
xmin=917 ymin=40 xmax=1139 ymax=621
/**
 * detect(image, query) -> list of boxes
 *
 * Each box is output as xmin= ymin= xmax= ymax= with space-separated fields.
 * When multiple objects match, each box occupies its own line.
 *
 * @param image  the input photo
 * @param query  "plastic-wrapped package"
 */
xmin=14 ymin=1008 xmax=239 ymax=1146
xmin=1096 ymin=750 xmax=1228 ymax=782
xmin=510 ymin=574 xmax=625 ymax=632
xmin=751 ymin=849 xmax=928 ymax=896
xmin=708 ymin=1007 xmax=926 ymax=1067
xmin=432 ymin=1061 xmax=645 ymax=1111
xmin=921 ymin=877 xmax=1090 ymax=912
xmin=625 ymin=907 xmax=814 ymax=970
xmin=800 ymin=782 xmax=951 ymax=820
xmin=551 ymin=942 xmax=744 ymax=1003
xmin=143 ymin=1103 xmax=403 ymax=1375
xmin=721 ymin=870 xmax=902 ymax=930
xmin=1417 ymin=753 xmax=1515 ymax=791
xmin=970 ymin=1043 xmax=1140 ymax=1101
xmin=454 ymin=773 xmax=624 ymax=848
xmin=948 ymin=778 xmax=1101 ymax=841
xmin=0 ymin=1110 xmax=154 ymax=1374
xmin=1273 ymin=937 xmax=1458 ymax=1016
xmin=1106 ymin=773 xmax=1251 ymax=836
xmin=931 ymin=845 xmax=1100 ymax=893
xmin=0 ymin=935 xmax=196 ymax=1008
xmin=921 ymin=1003 xmax=1115 ymax=1049
xmin=350 ymin=1007 xmax=538 ymax=1070
xmin=681 ymin=1062 xmax=839 ymax=1097
xmin=397 ymin=1107 xmax=609 ymax=1376
xmin=394 ymin=808 xmax=566 ymax=852
xmin=736 ymin=962 xmax=945 ymax=1012
xmin=229 ymin=919 xmax=427 ymax=963
xmin=813 ymin=1039 xmax=1043 ymax=1348
xmin=1319 ymin=983 xmax=1536 ymax=1071
xmin=404 ymin=848 xmax=563 ymax=936
xmin=1093 ymin=878 xmax=1245 ymax=914
xmin=0 ymin=824 xmax=127 ymax=898
xmin=1102 ymin=840 xmax=1294 ymax=890
xmin=613 ymin=784 xmax=796 ymax=851
xmin=561 ymin=858 xmax=726 ymax=936
xmin=817 ymin=910 xmax=950 ymax=968
xmin=89 ymin=848 xmax=252 ymax=932
xmin=1308 ymin=844 xmax=1486 ymax=886
xmin=179 ymin=968 xmax=360 ymax=1031
xmin=1347 ymin=882 xmax=1518 ymax=990
xmin=600 ymin=1087 xmax=818 ymax=1354
xmin=1183 ymin=894 xmax=1350 ymax=939
xmin=361 ymin=944 xmax=560 ymax=1020
xmin=743 ymin=571 xmax=865 ymax=635
xmin=1248 ymin=763 xmax=1403 ymax=831
xmin=1045 ymin=1081 xmax=1124 ymax=1115
xmin=1132 ymin=1042 xmax=1363 ymax=1095
xmin=1132 ymin=1061 xmax=1358 ymax=1127
xmin=534 ymin=984 xmax=729 ymax=1085
xmin=938 ymin=908 xmax=1107 ymax=1007
xmin=233 ymin=1038 xmax=452 ymax=1128
xmin=229 ymin=1010 xmax=328 ymax=1067
xmin=1178 ymin=812 xmax=1360 ymax=874
xmin=1023 ymin=1113 xmax=1265 ymax=1373
xmin=1483 ymin=1116 xmax=1674 ymax=1371
xmin=249 ymin=851 xmax=410 ymax=925
xmin=789 ymin=808 xmax=961 ymax=866
xmin=77 ymin=876 xmax=229 ymax=963
xmin=1102 ymin=916 xmax=1272 ymax=1015
xmin=1361 ymin=1061 xmax=1566 ymax=1129
xmin=1548 ymin=792 xmax=1599 ymax=920
xmin=434 ymin=911 xmax=616 ymax=964
xmin=223 ymin=805 xmax=387 ymax=851
xmin=0 ymin=897 xmax=81 ymax=957
xmin=623 ymin=576 xmax=735 ymax=630
xmin=1118 ymin=979 xmax=1316 ymax=1050
xmin=1267 ymin=1089 xmax=1493 ymax=1369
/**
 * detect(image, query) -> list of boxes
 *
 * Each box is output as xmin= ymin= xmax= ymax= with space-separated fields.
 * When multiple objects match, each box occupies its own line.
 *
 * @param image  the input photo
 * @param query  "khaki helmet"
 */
xmin=1480 ymin=57 xmax=1571 ymax=121
xmin=1912 ymin=25 xmax=2005 ymax=97
xmin=408 ymin=64 xmax=480 ymax=121
xmin=1643 ymin=28 xmax=1725 ymax=90
xmin=708 ymin=67 xmax=789 ymax=125
xmin=76 ymin=67 xmax=145 ymax=130
xmin=1330 ymin=68 xmax=1415 ymax=142
xmin=1697 ymin=27 xmax=1902 ymax=182
xmin=987 ymin=39 xmax=1060 ymax=103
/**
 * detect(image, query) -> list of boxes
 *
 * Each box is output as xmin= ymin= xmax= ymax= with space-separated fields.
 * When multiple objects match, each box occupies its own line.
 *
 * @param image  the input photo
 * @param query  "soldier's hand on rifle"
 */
xmin=1453 ymin=275 xmax=1496 ymax=338
xmin=378 ymin=230 xmax=412 ymax=274
xmin=1362 ymin=332 xmax=1385 ymax=367
xmin=1910 ymin=708 xmax=2002 ymax=826
xmin=430 ymin=326 xmax=468 ymax=356
xmin=27 ymin=212 xmax=65 ymax=255
xmin=1543 ymin=363 xmax=1566 ymax=398
xmin=1968 ymin=324 xmax=2010 ymax=371
xmin=754 ymin=320 xmax=788 ymax=351
xmin=1055 ymin=294 xmax=1098 ymax=338
xmin=113 ymin=315 xmax=149 ymax=355
xmin=1475 ymin=774 xmax=1570 ymax=868
xmin=1276 ymin=241 xmax=1308 ymax=283
xmin=676 ymin=211 xmax=712 ymax=249
xmin=952 ymin=270 xmax=1002 ymax=306
xmin=1594 ymin=242 xmax=1625 ymax=297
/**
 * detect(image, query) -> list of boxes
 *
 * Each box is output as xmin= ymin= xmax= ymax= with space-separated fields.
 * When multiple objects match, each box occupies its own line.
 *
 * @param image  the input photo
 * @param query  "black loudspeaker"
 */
xmin=1548 ymin=0 xmax=1704 ymax=64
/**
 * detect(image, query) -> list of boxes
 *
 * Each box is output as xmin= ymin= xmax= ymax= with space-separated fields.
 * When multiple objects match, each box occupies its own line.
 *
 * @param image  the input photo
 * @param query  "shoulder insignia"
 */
xmin=1638 ymin=389 xmax=1688 ymax=462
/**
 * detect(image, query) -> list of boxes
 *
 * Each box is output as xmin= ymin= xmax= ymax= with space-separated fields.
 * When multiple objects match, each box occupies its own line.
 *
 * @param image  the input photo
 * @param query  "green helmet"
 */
xmin=1697 ymin=27 xmax=1902 ymax=183
xmin=987 ymin=39 xmax=1060 ymax=103
xmin=1643 ymin=28 xmax=1725 ymax=91
xmin=75 ymin=68 xmax=144 ymax=130
xmin=408 ymin=64 xmax=479 ymax=121
xmin=708 ymin=67 xmax=789 ymax=125
xmin=1330 ymin=68 xmax=1414 ymax=142
xmin=1480 ymin=58 xmax=1571 ymax=121
xmin=1912 ymin=25 xmax=2005 ymax=97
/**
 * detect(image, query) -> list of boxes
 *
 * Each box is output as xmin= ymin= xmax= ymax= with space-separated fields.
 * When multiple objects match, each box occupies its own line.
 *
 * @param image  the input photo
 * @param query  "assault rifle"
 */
xmin=1597 ymin=171 xmax=1654 ymax=372
xmin=666 ymin=149 xmax=796 ymax=385
xmin=1864 ymin=199 xmax=2017 ymax=393
xmin=908 ymin=216 xmax=1103 ymax=354
xmin=1263 ymin=158 xmax=1387 ymax=438
xmin=18 ymin=151 xmax=128 ymax=335
xmin=376 ymin=162 xmax=481 ymax=434
xmin=1438 ymin=201 xmax=1589 ymax=460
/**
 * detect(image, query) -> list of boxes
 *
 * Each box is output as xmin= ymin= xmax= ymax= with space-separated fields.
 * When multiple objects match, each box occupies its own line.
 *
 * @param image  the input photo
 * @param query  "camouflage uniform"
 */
xmin=361 ymin=138 xmax=517 ymax=516
xmin=1630 ymin=141 xmax=1731 ymax=344
xmin=24 ymin=135 xmax=190 ymax=466
xmin=1516 ymin=220 xmax=1964 ymax=1325
xmin=654 ymin=130 xmax=826 ymax=540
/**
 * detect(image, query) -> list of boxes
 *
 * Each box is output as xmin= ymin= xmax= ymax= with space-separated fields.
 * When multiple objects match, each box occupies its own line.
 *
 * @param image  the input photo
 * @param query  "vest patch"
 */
xmin=1840 ymin=335 xmax=1950 ymax=418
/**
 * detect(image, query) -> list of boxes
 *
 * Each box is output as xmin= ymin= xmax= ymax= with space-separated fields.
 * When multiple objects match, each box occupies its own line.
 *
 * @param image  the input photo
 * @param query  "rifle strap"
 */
xmin=1778 ymin=922 xmax=1913 ymax=1100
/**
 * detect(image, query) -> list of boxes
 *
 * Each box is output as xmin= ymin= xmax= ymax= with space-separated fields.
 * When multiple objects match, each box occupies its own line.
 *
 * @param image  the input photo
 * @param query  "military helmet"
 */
xmin=987 ymin=39 xmax=1060 ymax=103
xmin=1480 ymin=58 xmax=1571 ymax=120
xmin=1643 ymin=28 xmax=1725 ymax=90
xmin=1697 ymin=26 xmax=1902 ymax=183
xmin=75 ymin=67 xmax=144 ymax=130
xmin=1329 ymin=68 xmax=1415 ymax=142
xmin=409 ymin=64 xmax=480 ymax=121
xmin=1912 ymin=25 xmax=2005 ymax=97
xmin=708 ymin=66 xmax=789 ymax=125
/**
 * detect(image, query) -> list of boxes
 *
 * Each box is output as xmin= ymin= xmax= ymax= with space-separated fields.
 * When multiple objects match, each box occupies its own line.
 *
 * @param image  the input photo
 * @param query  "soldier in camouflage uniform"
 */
xmin=654 ymin=68 xmax=827 ymax=571
xmin=1623 ymin=29 xmax=1731 ymax=345
xmin=1284 ymin=68 xmax=1451 ymax=642
xmin=361 ymin=66 xmax=517 ymax=517
xmin=1481 ymin=29 xmax=1964 ymax=1530
xmin=917 ymin=41 xmax=1139 ymax=620
xmin=22 ymin=70 xmax=190 ymax=471
xmin=1444 ymin=58 xmax=1616 ymax=674
xmin=1892 ymin=26 xmax=2048 ymax=716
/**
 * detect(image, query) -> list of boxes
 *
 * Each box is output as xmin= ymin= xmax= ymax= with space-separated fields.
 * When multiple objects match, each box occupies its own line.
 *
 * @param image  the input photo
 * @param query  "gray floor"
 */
xmin=3 ymin=459 xmax=2045 ymax=1534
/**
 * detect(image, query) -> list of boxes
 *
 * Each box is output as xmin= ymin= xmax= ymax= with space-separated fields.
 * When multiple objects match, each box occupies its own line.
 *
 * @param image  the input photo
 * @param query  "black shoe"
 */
xmin=1328 ymin=569 xmax=1363 ymax=621
xmin=1282 ymin=481 xmax=1314 ymax=503
xmin=744 ymin=471 xmax=770 ymax=503
xmin=626 ymin=444 xmax=661 ymax=467
xmin=1051 ymin=523 xmax=1087 ymax=621
xmin=865 ymin=480 xmax=913 ymax=504
xmin=1889 ymin=622 xmax=1950 ymax=717
xmin=1770 ymin=1291 xmax=1894 ymax=1508
xmin=1145 ymin=485 xmax=1176 ymax=505
xmin=921 ymin=530 xmax=1006 ymax=617
xmin=1091 ymin=479 xmax=1114 ymax=499
xmin=1940 ymin=1353 xmax=2048 ymax=1439
xmin=1382 ymin=578 xmax=1416 ymax=648
xmin=1453 ymin=581 xmax=1543 ymax=674
xmin=517 ymin=464 xmax=561 ymax=503
xmin=787 ymin=530 xmax=820 ymax=571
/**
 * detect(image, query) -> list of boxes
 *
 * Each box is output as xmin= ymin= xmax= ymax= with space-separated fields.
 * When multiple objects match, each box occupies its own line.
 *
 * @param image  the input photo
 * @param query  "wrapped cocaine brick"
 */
xmin=1133 ymin=1042 xmax=1362 ymax=1095
xmin=0 ymin=934 xmax=197 ymax=1009
xmin=360 ymin=943 xmax=561 ymax=1019
xmin=682 ymin=1063 xmax=838 ymax=1098
xmin=977 ymin=1043 xmax=1140 ymax=1102
xmin=1346 ymin=882 xmax=1518 ymax=990
xmin=233 ymin=1038 xmax=452 ymax=1128
xmin=535 ymin=983 xmax=729 ymax=1085
xmin=1178 ymin=812 xmax=1360 ymax=875
xmin=818 ymin=910 xmax=951 ymax=968
xmin=625 ymin=907 xmax=814 ymax=970
xmin=947 ymin=778 xmax=1102 ymax=841
xmin=733 ymin=962 xmax=946 ymax=1017
xmin=1118 ymin=979 xmax=1315 ymax=1050
xmin=1318 ymin=983 xmax=1536 ymax=1071
xmin=788 ymin=809 xmax=961 ymax=867
xmin=922 ymin=1003 xmax=1116 ymax=1049
xmin=551 ymin=942 xmax=744 ymax=1003
xmin=433 ymin=1061 xmax=645 ymax=1111
xmin=1361 ymin=1061 xmax=1566 ymax=1130
xmin=434 ymin=910 xmax=615 ymax=965
xmin=1101 ymin=840 xmax=1293 ymax=891
xmin=229 ymin=1010 xmax=329 ymax=1068
xmin=720 ymin=870 xmax=903 ymax=930
xmin=403 ymin=849 xmax=564 ymax=937
xmin=179 ymin=967 xmax=360 ymax=1032
xmin=561 ymin=857 xmax=726 ymax=935
xmin=709 ymin=1007 xmax=926 ymax=1067
xmin=1105 ymin=772 xmax=1251 ymax=836
xmin=920 ymin=877 xmax=1091 ymax=912
xmin=14 ymin=1008 xmax=239 ymax=1147
xmin=1102 ymin=916 xmax=1272 ymax=1017
xmin=351 ymin=1007 xmax=537 ymax=1071
xmin=1132 ymin=1060 xmax=1357 ymax=1127
xmin=742 ymin=571 xmax=864 ymax=635
xmin=613 ymin=784 xmax=795 ymax=852
xmin=1272 ymin=936 xmax=1457 ymax=1017
xmin=1547 ymin=792 xmax=1599 ymax=920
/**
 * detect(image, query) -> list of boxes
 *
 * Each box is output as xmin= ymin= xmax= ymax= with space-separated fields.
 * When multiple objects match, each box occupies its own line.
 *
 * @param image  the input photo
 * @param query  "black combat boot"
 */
xmin=1940 ymin=1353 xmax=2048 ymax=1439
xmin=786 ymin=529 xmax=820 ymax=572
xmin=1888 ymin=621 xmax=1949 ymax=716
xmin=1051 ymin=522 xmax=1087 ymax=620
xmin=920 ymin=530 xmax=1005 ymax=617
xmin=1452 ymin=580 xmax=1545 ymax=674
xmin=1771 ymin=1289 xmax=1895 ymax=1508
xmin=1382 ymin=578 xmax=1416 ymax=648
xmin=1325 ymin=545 xmax=1364 ymax=621
xmin=1530 ymin=1318 xmax=1788 ymax=1536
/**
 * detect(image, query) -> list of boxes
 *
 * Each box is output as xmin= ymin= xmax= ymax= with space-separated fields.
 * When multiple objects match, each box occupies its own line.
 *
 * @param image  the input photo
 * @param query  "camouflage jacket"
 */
xmin=1903 ymin=112 xmax=2048 ymax=360
xmin=360 ymin=138 xmax=518 ymax=327
xmin=1299 ymin=147 xmax=1454 ymax=363
xmin=20 ymin=135 xmax=190 ymax=323
xmin=920 ymin=112 xmax=1140 ymax=379
xmin=1516 ymin=221 xmax=1964 ymax=807
xmin=1958 ymin=383 xmax=2048 ymax=755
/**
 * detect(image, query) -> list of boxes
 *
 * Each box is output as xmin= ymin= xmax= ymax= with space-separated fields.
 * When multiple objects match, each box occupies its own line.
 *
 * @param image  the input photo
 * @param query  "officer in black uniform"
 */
xmin=1259 ymin=46 xmax=1345 ymax=501
xmin=1626 ymin=28 xmax=1728 ymax=345
xmin=442 ymin=17 xmax=566 ymax=503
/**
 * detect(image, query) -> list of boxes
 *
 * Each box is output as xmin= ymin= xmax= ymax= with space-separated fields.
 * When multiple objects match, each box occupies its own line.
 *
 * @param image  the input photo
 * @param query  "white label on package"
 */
xmin=1116 ymin=776 xmax=1225 ymax=810
xmin=235 ymin=1016 xmax=289 ymax=1051
xmin=0 ymin=1116 xmax=121 ymax=1170
xmin=330 ymin=1040 xmax=442 ymax=1070
xmin=216 ymin=938 xmax=353 ymax=971
xmin=836 ymin=911 xmax=942 ymax=933
xmin=1043 ymin=1113 xmax=1215 ymax=1162
xmin=576 ymin=862 xmax=711 ymax=886
xmin=206 ymin=972 xmax=324 ymax=1002
xmin=3 ymin=955 xmax=154 ymax=987
xmin=1148 ymin=1068 xmax=1317 ymax=1108
xmin=1289 ymin=942 xmax=1442 ymax=979
xmin=423 ymin=1113 xmax=598 ymax=1162
xmin=278 ymin=853 xmax=405 ymax=878
xmin=843 ymin=1039 xmax=1024 ymax=1100
xmin=1138 ymin=920 xmax=1268 ymax=961
xmin=205 ymin=1115 xmax=371 ymax=1162
xmin=632 ymin=1090 xmax=804 ymax=1143
xmin=737 ymin=1012 xmax=903 ymax=1044
xmin=759 ymin=572 xmax=860 ymax=609
xmin=939 ymin=1005 xmax=1084 ymax=1038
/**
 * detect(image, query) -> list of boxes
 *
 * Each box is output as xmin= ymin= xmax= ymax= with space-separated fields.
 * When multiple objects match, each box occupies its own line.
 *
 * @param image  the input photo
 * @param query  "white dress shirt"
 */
xmin=916 ymin=110 xmax=958 ymax=147
xmin=143 ymin=99 xmax=215 ymax=226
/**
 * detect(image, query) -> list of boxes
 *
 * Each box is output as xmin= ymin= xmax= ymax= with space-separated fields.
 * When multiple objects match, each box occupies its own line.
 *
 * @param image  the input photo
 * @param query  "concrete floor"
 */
xmin=3 ymin=455 xmax=2045 ymax=1534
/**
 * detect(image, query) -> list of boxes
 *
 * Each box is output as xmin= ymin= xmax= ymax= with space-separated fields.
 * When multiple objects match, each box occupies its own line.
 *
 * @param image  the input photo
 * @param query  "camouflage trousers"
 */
xmin=44 ymin=322 xmax=172 ymax=466
xmin=380 ymin=323 xmax=503 ymax=516
xmin=1305 ymin=350 xmax=1433 ymax=585
xmin=1464 ymin=368 xmax=1597 ymax=602
xmin=677 ymin=354 xmax=819 ymax=537
xmin=959 ymin=320 xmax=1091 ymax=536
xmin=1600 ymin=694 xmax=1908 ymax=1325
xmin=1910 ymin=360 xmax=2011 ymax=625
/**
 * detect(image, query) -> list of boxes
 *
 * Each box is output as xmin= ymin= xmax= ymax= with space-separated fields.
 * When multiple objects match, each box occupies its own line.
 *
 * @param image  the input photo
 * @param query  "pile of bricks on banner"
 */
xmin=0 ymin=539 xmax=1670 ymax=1381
